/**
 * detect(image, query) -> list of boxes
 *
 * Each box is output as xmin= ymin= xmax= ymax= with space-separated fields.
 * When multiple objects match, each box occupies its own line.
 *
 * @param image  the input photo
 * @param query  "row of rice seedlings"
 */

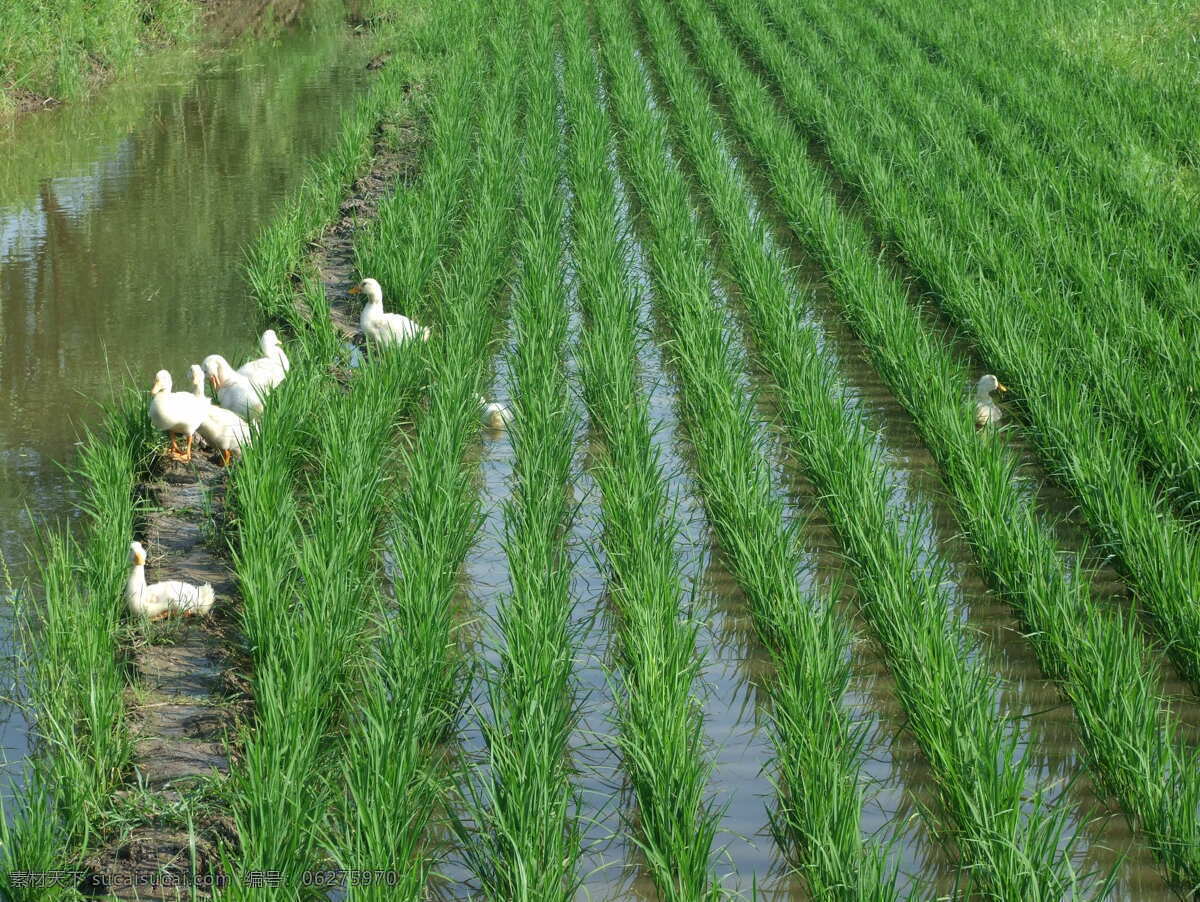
xmin=225 ymin=346 xmax=426 ymax=886
xmin=227 ymin=1 xmax=470 ymax=883
xmin=951 ymin=0 xmax=1199 ymax=164
xmin=714 ymin=0 xmax=1200 ymax=692
xmin=454 ymin=0 xmax=584 ymax=895
xmin=852 ymin=0 xmax=1200 ymax=384
xmin=0 ymin=391 xmax=152 ymax=896
xmin=594 ymin=0 xmax=1086 ymax=897
xmin=662 ymin=0 xmax=1200 ymax=887
xmin=866 ymin=0 xmax=1200 ymax=273
xmin=775 ymin=0 xmax=1200 ymax=522
xmin=620 ymin=1 xmax=929 ymax=898
xmin=560 ymin=4 xmax=721 ymax=897
xmin=833 ymin=0 xmax=1200 ymax=399
xmin=331 ymin=0 xmax=527 ymax=893
xmin=859 ymin=0 xmax=1200 ymax=348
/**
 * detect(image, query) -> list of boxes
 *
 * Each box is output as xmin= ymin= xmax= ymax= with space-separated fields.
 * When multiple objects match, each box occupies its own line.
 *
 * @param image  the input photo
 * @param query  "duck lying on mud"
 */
xmin=126 ymin=540 xmax=215 ymax=620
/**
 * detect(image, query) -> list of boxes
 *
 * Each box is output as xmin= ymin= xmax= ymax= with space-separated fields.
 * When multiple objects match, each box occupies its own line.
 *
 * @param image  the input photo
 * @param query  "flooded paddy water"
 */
xmin=0 ymin=15 xmax=373 ymax=792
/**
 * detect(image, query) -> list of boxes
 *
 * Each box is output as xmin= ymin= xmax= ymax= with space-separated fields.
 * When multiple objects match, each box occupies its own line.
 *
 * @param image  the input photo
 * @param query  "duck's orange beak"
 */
xmin=997 ymin=382 xmax=1008 ymax=392
xmin=348 ymin=284 xmax=362 ymax=295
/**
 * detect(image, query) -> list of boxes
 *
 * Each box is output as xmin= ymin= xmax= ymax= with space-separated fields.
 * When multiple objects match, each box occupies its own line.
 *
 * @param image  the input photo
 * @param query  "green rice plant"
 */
xmin=40 ymin=395 xmax=150 ymax=816
xmin=595 ymin=0 xmax=1085 ymax=897
xmin=622 ymin=3 xmax=909 ymax=898
xmin=861 ymin=0 xmax=1200 ymax=334
xmin=619 ymin=3 xmax=931 ymax=899
xmin=0 ymin=388 xmax=152 ymax=897
xmin=332 ymin=2 xmax=526 ymax=894
xmin=864 ymin=0 xmax=1200 ymax=270
xmin=658 ymin=0 xmax=1200 ymax=887
xmin=720 ymin=0 xmax=1200 ymax=692
xmin=0 ymin=0 xmax=195 ymax=108
xmin=767 ymin=0 xmax=1200 ymax=523
xmin=226 ymin=4 xmax=457 ymax=886
xmin=452 ymin=0 xmax=584 ymax=897
xmin=226 ymin=350 xmax=429 ymax=885
xmin=353 ymin=23 xmax=482 ymax=327
xmin=560 ymin=4 xmax=722 ymax=898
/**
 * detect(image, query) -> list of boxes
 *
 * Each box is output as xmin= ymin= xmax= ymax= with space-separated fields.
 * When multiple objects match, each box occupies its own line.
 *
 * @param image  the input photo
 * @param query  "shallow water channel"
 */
xmin=0 ymin=19 xmax=372 ymax=792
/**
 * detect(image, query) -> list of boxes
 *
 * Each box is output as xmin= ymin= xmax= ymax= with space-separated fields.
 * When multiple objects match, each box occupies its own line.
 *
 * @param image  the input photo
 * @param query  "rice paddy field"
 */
xmin=7 ymin=0 xmax=1200 ymax=897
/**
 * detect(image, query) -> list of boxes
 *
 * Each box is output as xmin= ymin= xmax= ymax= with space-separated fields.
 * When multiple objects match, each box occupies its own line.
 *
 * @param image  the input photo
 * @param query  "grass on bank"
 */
xmin=1 ymin=0 xmax=194 ymax=109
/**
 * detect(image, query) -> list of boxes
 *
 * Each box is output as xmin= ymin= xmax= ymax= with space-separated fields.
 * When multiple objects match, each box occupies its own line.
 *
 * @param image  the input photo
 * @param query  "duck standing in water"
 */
xmin=350 ymin=277 xmax=431 ymax=345
xmin=480 ymin=396 xmax=514 ymax=429
xmin=974 ymin=374 xmax=1008 ymax=427
xmin=148 ymin=369 xmax=209 ymax=462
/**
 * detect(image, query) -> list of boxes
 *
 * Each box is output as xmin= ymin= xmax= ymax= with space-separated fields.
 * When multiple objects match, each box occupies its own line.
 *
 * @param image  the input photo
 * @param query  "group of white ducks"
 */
xmin=131 ymin=278 xmax=511 ymax=621
xmin=147 ymin=329 xmax=289 ymax=466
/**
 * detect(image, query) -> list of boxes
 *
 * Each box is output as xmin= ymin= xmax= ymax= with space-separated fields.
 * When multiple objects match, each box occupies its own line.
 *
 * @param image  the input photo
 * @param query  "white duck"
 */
xmin=148 ymin=369 xmax=210 ymax=462
xmin=190 ymin=365 xmax=252 ymax=467
xmin=350 ymin=278 xmax=431 ymax=345
xmin=260 ymin=329 xmax=290 ymax=374
xmin=480 ymin=396 xmax=514 ymax=429
xmin=974 ymin=374 xmax=1008 ymax=427
xmin=126 ymin=541 xmax=215 ymax=620
xmin=202 ymin=355 xmax=265 ymax=421
xmin=234 ymin=335 xmax=287 ymax=393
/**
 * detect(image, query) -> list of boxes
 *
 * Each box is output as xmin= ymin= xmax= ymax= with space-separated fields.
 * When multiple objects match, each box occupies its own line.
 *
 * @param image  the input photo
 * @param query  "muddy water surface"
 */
xmin=0 ymin=20 xmax=372 ymax=786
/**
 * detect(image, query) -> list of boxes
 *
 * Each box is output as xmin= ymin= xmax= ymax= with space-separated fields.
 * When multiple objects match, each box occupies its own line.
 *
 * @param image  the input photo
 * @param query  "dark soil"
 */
xmin=81 ymin=448 xmax=247 ymax=899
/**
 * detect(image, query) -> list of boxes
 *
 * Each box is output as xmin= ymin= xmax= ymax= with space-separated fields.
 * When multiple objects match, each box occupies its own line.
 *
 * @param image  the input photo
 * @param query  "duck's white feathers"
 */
xmin=203 ymin=354 xmax=265 ymax=421
xmin=148 ymin=370 xmax=209 ymax=437
xmin=190 ymin=365 xmax=252 ymax=455
xmin=126 ymin=541 xmax=215 ymax=619
xmin=355 ymin=278 xmax=431 ymax=346
xmin=260 ymin=329 xmax=290 ymax=373
xmin=973 ymin=374 xmax=1006 ymax=428
xmin=480 ymin=396 xmax=514 ymax=429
